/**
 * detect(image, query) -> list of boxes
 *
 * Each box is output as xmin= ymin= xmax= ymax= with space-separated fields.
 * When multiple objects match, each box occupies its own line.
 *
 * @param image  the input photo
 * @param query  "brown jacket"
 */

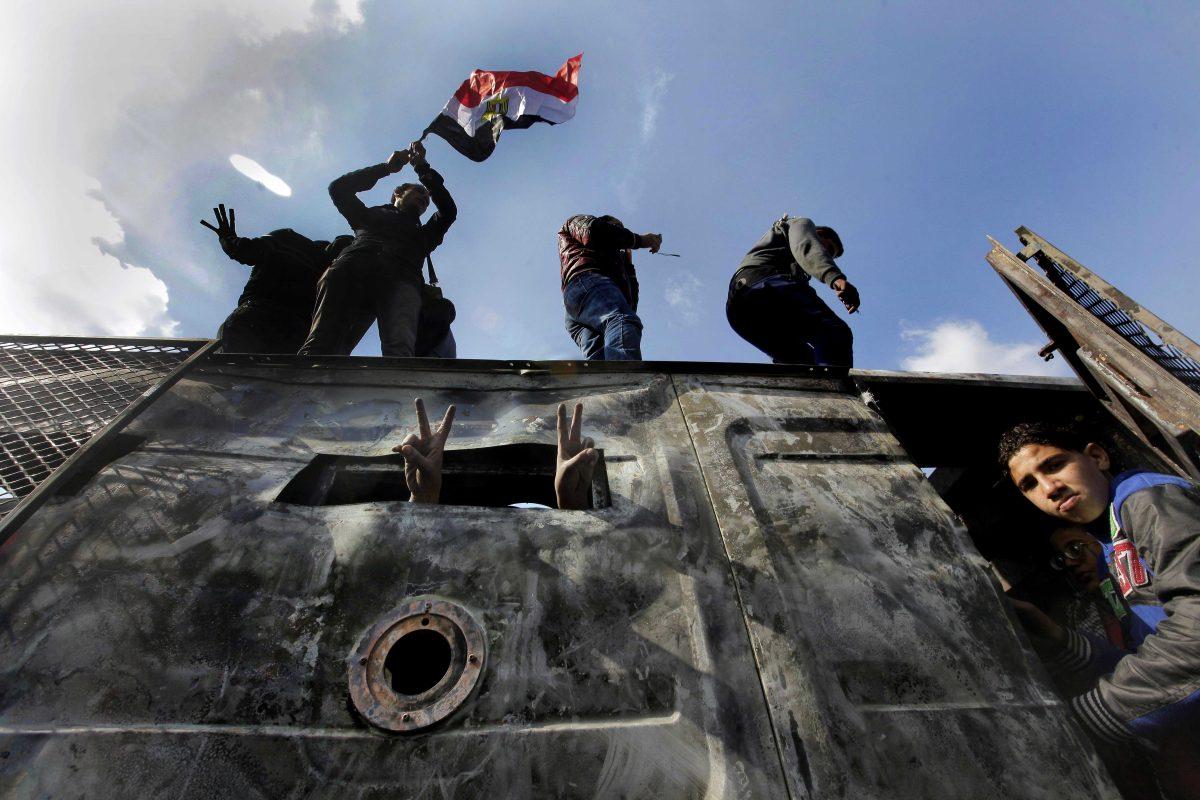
xmin=558 ymin=214 xmax=641 ymax=308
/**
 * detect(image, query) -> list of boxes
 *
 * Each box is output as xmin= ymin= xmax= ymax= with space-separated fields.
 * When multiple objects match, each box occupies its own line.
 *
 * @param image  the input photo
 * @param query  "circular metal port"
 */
xmin=348 ymin=597 xmax=486 ymax=733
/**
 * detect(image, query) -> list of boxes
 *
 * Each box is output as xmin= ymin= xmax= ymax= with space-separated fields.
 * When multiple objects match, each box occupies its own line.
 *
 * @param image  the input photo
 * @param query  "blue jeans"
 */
xmin=424 ymin=329 xmax=456 ymax=358
xmin=726 ymin=274 xmax=853 ymax=367
xmin=563 ymin=273 xmax=643 ymax=360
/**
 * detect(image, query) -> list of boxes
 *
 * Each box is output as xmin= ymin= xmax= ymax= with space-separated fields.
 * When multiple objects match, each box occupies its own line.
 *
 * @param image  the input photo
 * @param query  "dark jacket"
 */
xmin=558 ymin=215 xmax=641 ymax=308
xmin=223 ymin=228 xmax=331 ymax=317
xmin=732 ymin=216 xmax=845 ymax=293
xmin=329 ymin=161 xmax=456 ymax=278
xmin=1045 ymin=472 xmax=1200 ymax=745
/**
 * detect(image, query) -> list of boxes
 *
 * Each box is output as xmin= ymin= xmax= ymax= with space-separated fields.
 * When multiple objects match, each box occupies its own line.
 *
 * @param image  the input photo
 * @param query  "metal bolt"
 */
xmin=402 ymin=713 xmax=411 ymax=722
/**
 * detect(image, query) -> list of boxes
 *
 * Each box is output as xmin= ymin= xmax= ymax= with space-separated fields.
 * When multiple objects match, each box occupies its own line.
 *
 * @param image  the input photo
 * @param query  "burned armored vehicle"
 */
xmin=1 ymin=229 xmax=1196 ymax=798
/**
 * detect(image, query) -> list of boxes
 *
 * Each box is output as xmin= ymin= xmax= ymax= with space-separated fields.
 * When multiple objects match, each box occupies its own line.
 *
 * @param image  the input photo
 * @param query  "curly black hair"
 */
xmin=996 ymin=421 xmax=1093 ymax=477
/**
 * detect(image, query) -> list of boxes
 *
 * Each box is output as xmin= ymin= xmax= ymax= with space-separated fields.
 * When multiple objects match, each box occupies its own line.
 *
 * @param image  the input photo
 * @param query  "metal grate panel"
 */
xmin=1033 ymin=256 xmax=1200 ymax=394
xmin=0 ymin=336 xmax=209 ymax=516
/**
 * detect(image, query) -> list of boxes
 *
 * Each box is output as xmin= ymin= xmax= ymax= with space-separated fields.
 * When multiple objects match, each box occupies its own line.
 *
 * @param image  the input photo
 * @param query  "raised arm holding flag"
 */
xmin=299 ymin=142 xmax=457 ymax=358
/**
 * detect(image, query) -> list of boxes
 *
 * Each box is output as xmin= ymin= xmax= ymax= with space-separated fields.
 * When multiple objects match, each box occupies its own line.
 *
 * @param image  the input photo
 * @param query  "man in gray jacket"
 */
xmin=726 ymin=216 xmax=860 ymax=367
xmin=1000 ymin=421 xmax=1200 ymax=792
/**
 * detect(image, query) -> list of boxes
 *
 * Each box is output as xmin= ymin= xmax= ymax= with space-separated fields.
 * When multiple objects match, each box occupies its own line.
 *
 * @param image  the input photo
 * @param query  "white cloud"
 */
xmin=900 ymin=319 xmax=1070 ymax=377
xmin=617 ymin=66 xmax=674 ymax=210
xmin=664 ymin=273 xmax=702 ymax=325
xmin=230 ymin=154 xmax=293 ymax=196
xmin=0 ymin=174 xmax=176 ymax=337
xmin=0 ymin=0 xmax=362 ymax=339
xmin=335 ymin=0 xmax=365 ymax=26
xmin=639 ymin=69 xmax=674 ymax=142
xmin=472 ymin=305 xmax=501 ymax=333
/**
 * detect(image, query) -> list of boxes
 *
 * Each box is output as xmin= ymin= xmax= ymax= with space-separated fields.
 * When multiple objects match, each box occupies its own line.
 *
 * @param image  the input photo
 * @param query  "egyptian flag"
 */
xmin=422 ymin=54 xmax=581 ymax=162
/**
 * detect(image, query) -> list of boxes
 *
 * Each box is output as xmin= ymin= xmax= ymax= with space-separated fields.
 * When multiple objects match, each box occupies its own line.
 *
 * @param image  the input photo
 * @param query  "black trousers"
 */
xmin=299 ymin=252 xmax=423 ymax=357
xmin=219 ymin=306 xmax=310 ymax=354
xmin=726 ymin=275 xmax=853 ymax=367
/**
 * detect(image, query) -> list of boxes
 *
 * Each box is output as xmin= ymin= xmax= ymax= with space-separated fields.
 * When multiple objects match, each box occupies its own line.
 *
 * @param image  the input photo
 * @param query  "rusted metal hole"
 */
xmin=384 ymin=628 xmax=451 ymax=695
xmin=348 ymin=597 xmax=486 ymax=733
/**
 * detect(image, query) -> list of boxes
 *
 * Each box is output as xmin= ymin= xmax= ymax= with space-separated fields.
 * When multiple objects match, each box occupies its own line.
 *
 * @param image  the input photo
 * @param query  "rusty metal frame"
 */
xmin=347 ymin=596 xmax=486 ymax=733
xmin=985 ymin=231 xmax=1200 ymax=477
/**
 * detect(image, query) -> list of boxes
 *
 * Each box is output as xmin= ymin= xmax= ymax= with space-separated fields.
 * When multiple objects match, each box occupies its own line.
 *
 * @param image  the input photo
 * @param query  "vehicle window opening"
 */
xmin=275 ymin=442 xmax=610 ymax=509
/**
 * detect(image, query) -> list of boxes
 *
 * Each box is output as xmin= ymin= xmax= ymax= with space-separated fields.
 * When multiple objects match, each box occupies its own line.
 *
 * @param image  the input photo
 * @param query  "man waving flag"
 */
xmin=422 ymin=54 xmax=582 ymax=162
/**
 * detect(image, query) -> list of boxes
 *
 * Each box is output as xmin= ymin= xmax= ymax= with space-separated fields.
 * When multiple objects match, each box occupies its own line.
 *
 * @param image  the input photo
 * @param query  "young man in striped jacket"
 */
xmin=1001 ymin=421 xmax=1200 ymax=794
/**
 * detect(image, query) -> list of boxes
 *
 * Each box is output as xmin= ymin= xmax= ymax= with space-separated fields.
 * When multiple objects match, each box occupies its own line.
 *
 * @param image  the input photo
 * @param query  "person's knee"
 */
xmin=824 ymin=314 xmax=852 ymax=343
xmin=599 ymin=309 xmax=643 ymax=332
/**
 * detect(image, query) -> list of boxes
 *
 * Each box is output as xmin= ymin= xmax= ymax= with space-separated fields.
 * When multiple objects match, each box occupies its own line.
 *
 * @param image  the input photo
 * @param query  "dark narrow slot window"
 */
xmin=275 ymin=443 xmax=610 ymax=510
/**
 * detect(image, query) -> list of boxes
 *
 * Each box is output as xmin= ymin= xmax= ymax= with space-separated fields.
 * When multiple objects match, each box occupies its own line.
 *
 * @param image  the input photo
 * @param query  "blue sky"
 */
xmin=4 ymin=0 xmax=1199 ymax=375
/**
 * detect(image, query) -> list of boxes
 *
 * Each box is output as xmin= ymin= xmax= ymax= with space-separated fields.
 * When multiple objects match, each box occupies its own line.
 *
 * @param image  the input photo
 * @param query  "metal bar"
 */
xmin=0 ymin=340 xmax=221 ymax=552
xmin=0 ymin=335 xmax=212 ymax=349
xmin=986 ymin=240 xmax=1200 ymax=431
xmin=1014 ymin=227 xmax=1200 ymax=368
xmin=200 ymin=351 xmax=848 ymax=381
xmin=986 ymin=238 xmax=1200 ymax=475
xmin=1077 ymin=349 xmax=1200 ymax=479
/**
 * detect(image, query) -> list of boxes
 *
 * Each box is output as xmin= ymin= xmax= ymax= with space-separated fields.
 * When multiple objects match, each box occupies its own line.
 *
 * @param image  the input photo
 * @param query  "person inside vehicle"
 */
xmin=393 ymin=399 xmax=597 ymax=510
xmin=1000 ymin=421 xmax=1200 ymax=796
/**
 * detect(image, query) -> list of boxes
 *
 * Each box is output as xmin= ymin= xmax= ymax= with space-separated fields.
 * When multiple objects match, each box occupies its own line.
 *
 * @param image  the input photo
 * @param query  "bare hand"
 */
xmin=555 ymin=402 xmax=597 ymax=510
xmin=408 ymin=140 xmax=427 ymax=167
xmin=831 ymin=278 xmax=860 ymax=314
xmin=386 ymin=150 xmax=410 ymax=173
xmin=392 ymin=397 xmax=455 ymax=504
xmin=199 ymin=203 xmax=237 ymax=246
xmin=640 ymin=233 xmax=662 ymax=254
xmin=1008 ymin=598 xmax=1067 ymax=648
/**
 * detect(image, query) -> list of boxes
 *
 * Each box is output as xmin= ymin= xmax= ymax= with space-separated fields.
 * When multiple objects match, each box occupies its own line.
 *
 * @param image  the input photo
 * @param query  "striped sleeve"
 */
xmin=1043 ymin=628 xmax=1096 ymax=675
xmin=1070 ymin=689 xmax=1137 ymax=745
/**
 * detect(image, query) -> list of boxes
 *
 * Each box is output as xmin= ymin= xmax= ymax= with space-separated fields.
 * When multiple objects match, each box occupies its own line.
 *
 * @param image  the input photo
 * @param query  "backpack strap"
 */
xmin=425 ymin=253 xmax=439 ymax=287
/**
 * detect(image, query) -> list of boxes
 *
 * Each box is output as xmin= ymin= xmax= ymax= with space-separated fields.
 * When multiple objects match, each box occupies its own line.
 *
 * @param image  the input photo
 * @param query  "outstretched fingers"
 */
xmin=556 ymin=403 xmax=569 ymax=453
xmin=414 ymin=397 xmax=432 ymax=441
xmin=199 ymin=219 xmax=219 ymax=233
xmin=435 ymin=404 xmax=456 ymax=446
xmin=569 ymin=403 xmax=583 ymax=447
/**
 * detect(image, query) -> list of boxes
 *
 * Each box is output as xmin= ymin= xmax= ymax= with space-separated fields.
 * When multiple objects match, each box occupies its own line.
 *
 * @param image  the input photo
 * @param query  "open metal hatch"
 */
xmin=987 ymin=227 xmax=1200 ymax=478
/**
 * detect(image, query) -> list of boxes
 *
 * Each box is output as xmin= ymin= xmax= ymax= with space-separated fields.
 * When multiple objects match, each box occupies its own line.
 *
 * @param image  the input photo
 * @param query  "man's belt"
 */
xmin=728 ymin=266 xmax=793 ymax=300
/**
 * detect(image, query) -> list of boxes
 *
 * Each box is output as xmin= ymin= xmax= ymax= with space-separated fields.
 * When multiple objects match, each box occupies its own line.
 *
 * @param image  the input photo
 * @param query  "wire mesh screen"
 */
xmin=1033 ymin=255 xmax=1200 ymax=395
xmin=0 ymin=337 xmax=208 ymax=517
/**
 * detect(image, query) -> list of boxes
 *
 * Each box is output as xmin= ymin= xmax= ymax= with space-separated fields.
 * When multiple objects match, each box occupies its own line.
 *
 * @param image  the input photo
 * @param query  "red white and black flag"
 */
xmin=422 ymin=54 xmax=582 ymax=162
